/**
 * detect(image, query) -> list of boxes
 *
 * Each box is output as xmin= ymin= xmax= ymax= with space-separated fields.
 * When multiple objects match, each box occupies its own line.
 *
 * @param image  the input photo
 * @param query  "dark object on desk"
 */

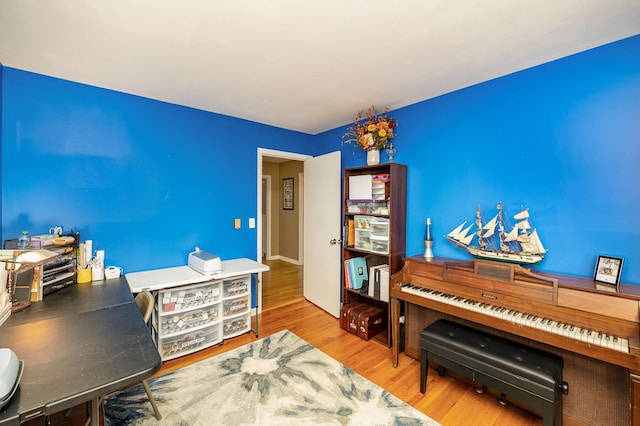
xmin=4 ymin=262 xmax=33 ymax=313
xmin=420 ymin=319 xmax=566 ymax=426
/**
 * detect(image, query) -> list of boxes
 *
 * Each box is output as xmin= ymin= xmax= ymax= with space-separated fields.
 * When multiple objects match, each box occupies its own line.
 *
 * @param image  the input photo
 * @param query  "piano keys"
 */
xmin=399 ymin=283 xmax=630 ymax=353
xmin=390 ymin=255 xmax=640 ymax=425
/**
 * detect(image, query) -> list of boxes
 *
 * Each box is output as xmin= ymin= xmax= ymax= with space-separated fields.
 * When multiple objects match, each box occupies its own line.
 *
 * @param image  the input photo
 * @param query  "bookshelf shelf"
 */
xmin=342 ymin=163 xmax=407 ymax=346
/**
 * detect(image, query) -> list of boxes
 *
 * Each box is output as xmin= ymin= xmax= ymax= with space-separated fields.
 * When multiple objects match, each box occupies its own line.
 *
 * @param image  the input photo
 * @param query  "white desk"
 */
xmin=126 ymin=258 xmax=269 ymax=292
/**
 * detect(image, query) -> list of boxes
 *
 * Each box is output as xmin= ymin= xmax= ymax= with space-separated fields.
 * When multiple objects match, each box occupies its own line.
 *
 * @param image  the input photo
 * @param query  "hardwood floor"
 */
xmin=261 ymin=258 xmax=303 ymax=310
xmin=41 ymin=260 xmax=541 ymax=425
xmin=158 ymin=299 xmax=541 ymax=425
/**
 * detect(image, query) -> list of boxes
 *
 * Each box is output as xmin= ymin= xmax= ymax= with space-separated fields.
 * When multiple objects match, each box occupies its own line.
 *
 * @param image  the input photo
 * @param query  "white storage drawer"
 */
xmin=223 ymin=312 xmax=251 ymax=339
xmin=370 ymin=237 xmax=390 ymax=254
xmin=159 ymin=280 xmax=221 ymax=313
xmin=354 ymin=228 xmax=371 ymax=251
xmin=157 ymin=304 xmax=222 ymax=336
xmin=223 ymin=295 xmax=249 ymax=317
xmin=223 ymin=275 xmax=250 ymax=297
xmin=370 ymin=218 xmax=389 ymax=237
xmin=156 ymin=322 xmax=222 ymax=361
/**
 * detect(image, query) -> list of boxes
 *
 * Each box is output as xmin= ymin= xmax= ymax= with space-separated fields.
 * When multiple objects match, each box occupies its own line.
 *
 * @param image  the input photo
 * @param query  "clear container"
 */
xmin=223 ymin=312 xmax=251 ymax=338
xmin=18 ymin=231 xmax=30 ymax=248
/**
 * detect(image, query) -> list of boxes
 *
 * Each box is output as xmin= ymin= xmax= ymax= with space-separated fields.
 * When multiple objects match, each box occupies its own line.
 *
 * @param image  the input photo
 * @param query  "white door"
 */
xmin=303 ymin=151 xmax=342 ymax=317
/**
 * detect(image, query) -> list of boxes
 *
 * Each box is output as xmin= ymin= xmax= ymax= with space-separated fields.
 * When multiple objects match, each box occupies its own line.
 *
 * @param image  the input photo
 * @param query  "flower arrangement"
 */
xmin=343 ymin=106 xmax=397 ymax=151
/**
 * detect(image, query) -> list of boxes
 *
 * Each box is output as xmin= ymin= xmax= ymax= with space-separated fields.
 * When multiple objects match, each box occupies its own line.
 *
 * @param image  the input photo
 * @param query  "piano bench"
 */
xmin=420 ymin=319 xmax=567 ymax=426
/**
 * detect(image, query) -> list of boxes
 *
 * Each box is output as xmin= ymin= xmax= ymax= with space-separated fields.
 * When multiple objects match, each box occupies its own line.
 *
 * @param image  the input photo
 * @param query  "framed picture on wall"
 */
xmin=593 ymin=255 xmax=624 ymax=286
xmin=283 ymin=178 xmax=294 ymax=210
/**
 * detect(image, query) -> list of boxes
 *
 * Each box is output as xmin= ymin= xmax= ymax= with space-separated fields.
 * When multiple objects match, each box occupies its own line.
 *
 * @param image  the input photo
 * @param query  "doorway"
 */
xmin=257 ymin=149 xmax=310 ymax=312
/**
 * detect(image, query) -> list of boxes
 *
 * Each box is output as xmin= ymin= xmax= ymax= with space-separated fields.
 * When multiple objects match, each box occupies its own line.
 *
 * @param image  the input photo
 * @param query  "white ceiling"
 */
xmin=1 ymin=1 xmax=639 ymax=135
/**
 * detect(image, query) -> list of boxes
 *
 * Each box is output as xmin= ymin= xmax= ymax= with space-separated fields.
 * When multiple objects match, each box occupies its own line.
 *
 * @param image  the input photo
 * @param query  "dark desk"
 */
xmin=0 ymin=278 xmax=162 ymax=425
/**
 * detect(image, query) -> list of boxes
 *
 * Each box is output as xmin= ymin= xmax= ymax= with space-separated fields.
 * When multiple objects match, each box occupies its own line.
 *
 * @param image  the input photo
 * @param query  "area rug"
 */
xmin=104 ymin=329 xmax=440 ymax=425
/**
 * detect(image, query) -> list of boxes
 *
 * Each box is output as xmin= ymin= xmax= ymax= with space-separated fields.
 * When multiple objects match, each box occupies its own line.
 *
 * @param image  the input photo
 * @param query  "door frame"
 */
xmin=256 ymin=148 xmax=312 ymax=314
xmin=262 ymin=175 xmax=272 ymax=260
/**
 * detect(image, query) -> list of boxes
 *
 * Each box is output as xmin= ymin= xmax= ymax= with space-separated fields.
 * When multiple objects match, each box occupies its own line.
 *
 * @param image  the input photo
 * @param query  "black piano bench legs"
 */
xmin=420 ymin=320 xmax=568 ymax=426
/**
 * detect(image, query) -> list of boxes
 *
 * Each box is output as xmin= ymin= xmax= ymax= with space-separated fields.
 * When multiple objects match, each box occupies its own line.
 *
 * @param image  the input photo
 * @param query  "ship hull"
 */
xmin=467 ymin=246 xmax=542 ymax=264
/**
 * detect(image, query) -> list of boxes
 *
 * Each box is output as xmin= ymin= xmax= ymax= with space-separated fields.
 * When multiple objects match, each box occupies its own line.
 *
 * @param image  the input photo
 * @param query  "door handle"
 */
xmin=329 ymin=239 xmax=342 ymax=245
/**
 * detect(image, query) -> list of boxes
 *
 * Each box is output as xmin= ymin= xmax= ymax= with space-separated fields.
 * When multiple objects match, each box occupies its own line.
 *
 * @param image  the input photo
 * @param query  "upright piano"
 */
xmin=390 ymin=255 xmax=640 ymax=426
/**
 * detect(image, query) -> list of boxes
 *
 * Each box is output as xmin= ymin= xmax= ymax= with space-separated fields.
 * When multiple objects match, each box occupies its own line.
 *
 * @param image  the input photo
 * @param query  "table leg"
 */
xmin=253 ymin=273 xmax=259 ymax=337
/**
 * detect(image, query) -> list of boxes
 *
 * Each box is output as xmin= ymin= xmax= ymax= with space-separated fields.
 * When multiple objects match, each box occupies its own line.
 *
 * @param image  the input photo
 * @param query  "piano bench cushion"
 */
xmin=421 ymin=319 xmax=563 ymax=403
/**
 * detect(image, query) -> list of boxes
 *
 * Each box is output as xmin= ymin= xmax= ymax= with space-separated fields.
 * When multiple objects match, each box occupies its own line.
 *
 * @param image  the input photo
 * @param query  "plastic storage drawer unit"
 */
xmin=159 ymin=280 xmax=221 ymax=313
xmin=223 ymin=312 xmax=251 ymax=339
xmin=156 ymin=322 xmax=222 ymax=361
xmin=223 ymin=275 xmax=250 ymax=298
xmin=158 ymin=304 xmax=222 ymax=335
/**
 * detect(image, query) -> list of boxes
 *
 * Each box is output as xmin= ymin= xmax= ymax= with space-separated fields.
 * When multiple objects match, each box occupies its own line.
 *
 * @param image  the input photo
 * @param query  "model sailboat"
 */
xmin=446 ymin=202 xmax=546 ymax=264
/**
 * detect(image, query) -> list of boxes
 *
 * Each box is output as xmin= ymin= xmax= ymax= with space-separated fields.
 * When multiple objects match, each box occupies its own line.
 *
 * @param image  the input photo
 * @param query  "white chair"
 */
xmin=135 ymin=290 xmax=163 ymax=420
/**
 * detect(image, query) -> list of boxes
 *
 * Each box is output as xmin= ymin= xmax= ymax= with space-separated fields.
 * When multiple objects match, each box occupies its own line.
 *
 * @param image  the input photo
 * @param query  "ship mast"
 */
xmin=475 ymin=205 xmax=487 ymax=249
xmin=498 ymin=202 xmax=509 ymax=252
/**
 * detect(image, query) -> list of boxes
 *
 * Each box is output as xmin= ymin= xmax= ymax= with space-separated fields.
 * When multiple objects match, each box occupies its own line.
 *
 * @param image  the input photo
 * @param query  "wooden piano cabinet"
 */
xmin=631 ymin=372 xmax=640 ymax=426
xmin=391 ymin=256 xmax=640 ymax=425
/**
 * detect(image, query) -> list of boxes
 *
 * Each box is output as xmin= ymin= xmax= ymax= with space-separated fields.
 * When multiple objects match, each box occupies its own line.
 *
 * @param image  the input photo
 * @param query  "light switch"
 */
xmin=234 ymin=218 xmax=241 ymax=230
xmin=249 ymin=218 xmax=256 ymax=228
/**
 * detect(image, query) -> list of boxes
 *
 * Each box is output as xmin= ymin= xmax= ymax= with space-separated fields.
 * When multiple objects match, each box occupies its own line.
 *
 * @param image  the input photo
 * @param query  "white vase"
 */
xmin=367 ymin=149 xmax=380 ymax=166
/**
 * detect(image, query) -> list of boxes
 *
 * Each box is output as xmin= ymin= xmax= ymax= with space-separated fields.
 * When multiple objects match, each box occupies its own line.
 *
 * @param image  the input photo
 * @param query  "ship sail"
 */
xmin=447 ymin=222 xmax=467 ymax=240
xmin=503 ymin=227 xmax=519 ymax=242
xmin=513 ymin=209 xmax=529 ymax=221
xmin=446 ymin=221 xmax=474 ymax=247
xmin=482 ymin=215 xmax=498 ymax=238
xmin=528 ymin=229 xmax=546 ymax=254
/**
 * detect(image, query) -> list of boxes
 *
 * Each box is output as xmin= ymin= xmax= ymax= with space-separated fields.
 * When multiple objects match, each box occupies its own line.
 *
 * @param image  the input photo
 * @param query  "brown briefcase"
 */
xmin=340 ymin=302 xmax=366 ymax=334
xmin=356 ymin=305 xmax=386 ymax=340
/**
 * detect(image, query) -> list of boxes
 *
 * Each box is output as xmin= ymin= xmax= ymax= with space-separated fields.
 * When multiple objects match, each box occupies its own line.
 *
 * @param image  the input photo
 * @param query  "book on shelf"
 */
xmin=346 ymin=257 xmax=368 ymax=290
xmin=368 ymin=264 xmax=389 ymax=301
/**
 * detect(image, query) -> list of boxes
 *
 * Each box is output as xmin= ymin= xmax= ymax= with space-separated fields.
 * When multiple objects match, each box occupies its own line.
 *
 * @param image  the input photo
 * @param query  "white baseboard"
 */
xmin=267 ymin=254 xmax=302 ymax=266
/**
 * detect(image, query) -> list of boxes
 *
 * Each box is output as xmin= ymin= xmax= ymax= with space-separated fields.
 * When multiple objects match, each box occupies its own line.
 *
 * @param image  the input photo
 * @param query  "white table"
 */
xmin=126 ymin=258 xmax=269 ymax=292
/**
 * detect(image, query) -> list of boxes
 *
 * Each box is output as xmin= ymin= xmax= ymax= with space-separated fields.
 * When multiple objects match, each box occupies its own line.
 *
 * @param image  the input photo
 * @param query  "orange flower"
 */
xmin=342 ymin=106 xmax=397 ymax=151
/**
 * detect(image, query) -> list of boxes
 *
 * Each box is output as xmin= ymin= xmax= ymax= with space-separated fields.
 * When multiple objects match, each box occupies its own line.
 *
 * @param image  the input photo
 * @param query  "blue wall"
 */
xmin=1 ymin=69 xmax=313 ymax=272
xmin=2 ymin=34 xmax=639 ymax=284
xmin=319 ymin=34 xmax=640 ymax=284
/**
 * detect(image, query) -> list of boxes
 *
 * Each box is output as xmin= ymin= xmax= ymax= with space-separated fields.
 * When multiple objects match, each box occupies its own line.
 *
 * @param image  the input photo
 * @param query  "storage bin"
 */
xmin=370 ymin=218 xmax=389 ymax=237
xmin=159 ymin=280 xmax=221 ymax=313
xmin=347 ymin=200 xmax=389 ymax=215
xmin=223 ymin=312 xmax=251 ymax=338
xmin=156 ymin=322 xmax=222 ymax=360
xmin=370 ymin=237 xmax=390 ymax=254
xmin=158 ymin=304 xmax=221 ymax=335
xmin=223 ymin=295 xmax=249 ymax=317
xmin=354 ymin=229 xmax=371 ymax=251
xmin=223 ymin=275 xmax=250 ymax=297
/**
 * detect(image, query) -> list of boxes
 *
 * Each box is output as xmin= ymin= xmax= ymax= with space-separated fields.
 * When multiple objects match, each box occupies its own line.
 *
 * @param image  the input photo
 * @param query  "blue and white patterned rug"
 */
xmin=104 ymin=329 xmax=440 ymax=425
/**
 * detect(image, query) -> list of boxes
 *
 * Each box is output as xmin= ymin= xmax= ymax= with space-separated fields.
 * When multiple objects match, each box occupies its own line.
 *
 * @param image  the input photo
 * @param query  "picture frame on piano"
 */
xmin=593 ymin=255 xmax=624 ymax=286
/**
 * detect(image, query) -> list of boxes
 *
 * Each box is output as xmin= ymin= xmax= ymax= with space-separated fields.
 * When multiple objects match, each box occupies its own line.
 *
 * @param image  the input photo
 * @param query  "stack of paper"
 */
xmin=348 ymin=175 xmax=373 ymax=200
